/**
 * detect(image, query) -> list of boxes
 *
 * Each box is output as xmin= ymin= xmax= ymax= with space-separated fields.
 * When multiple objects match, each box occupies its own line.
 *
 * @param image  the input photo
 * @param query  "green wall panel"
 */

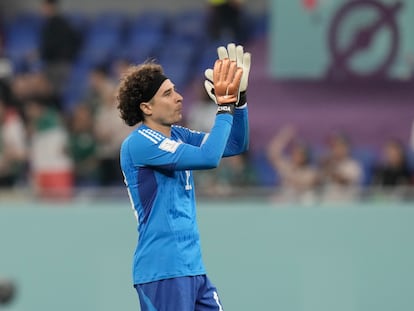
xmin=1 ymin=201 xmax=413 ymax=310
xmin=269 ymin=0 xmax=414 ymax=79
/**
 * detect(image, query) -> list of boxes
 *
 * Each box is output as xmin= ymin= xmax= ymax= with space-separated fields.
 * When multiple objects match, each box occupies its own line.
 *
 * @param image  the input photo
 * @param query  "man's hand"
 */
xmin=213 ymin=58 xmax=243 ymax=104
xmin=212 ymin=58 xmax=242 ymax=114
xmin=204 ymin=43 xmax=251 ymax=107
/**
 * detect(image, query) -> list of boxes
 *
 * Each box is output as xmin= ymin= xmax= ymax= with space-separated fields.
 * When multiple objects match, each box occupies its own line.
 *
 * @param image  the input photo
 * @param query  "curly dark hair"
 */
xmin=116 ymin=62 xmax=164 ymax=126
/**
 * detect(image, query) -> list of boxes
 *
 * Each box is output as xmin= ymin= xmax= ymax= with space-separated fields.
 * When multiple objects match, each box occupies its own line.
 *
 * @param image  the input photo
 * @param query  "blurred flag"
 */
xmin=302 ymin=0 xmax=318 ymax=11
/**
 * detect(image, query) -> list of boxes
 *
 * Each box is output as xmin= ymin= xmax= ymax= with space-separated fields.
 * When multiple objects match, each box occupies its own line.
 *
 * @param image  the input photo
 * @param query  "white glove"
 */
xmin=204 ymin=43 xmax=251 ymax=106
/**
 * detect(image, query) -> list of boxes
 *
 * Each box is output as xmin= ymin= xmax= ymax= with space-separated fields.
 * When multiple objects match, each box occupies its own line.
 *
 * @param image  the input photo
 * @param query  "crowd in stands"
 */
xmin=185 ymin=87 xmax=414 ymax=203
xmin=264 ymin=126 xmax=414 ymax=204
xmin=0 ymin=0 xmax=261 ymax=198
xmin=0 ymin=0 xmax=413 ymax=202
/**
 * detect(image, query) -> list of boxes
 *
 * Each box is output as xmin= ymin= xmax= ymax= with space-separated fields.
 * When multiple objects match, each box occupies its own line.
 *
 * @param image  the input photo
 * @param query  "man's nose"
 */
xmin=176 ymin=92 xmax=183 ymax=102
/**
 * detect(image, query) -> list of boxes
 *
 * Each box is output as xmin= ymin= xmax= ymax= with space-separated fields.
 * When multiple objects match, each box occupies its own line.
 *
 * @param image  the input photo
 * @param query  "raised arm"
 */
xmin=126 ymin=58 xmax=243 ymax=170
xmin=223 ymin=106 xmax=249 ymax=156
xmin=204 ymin=43 xmax=251 ymax=157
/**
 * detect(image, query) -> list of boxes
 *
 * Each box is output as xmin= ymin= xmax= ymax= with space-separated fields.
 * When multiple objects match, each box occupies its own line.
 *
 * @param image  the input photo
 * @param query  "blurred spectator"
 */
xmin=187 ymin=85 xmax=255 ymax=196
xmin=410 ymin=119 xmax=414 ymax=154
xmin=0 ymin=96 xmax=27 ymax=187
xmin=319 ymin=132 xmax=363 ymax=203
xmin=111 ymin=58 xmax=131 ymax=82
xmin=0 ymin=73 xmax=13 ymax=112
xmin=194 ymin=153 xmax=256 ymax=197
xmin=267 ymin=125 xmax=319 ymax=204
xmin=24 ymin=97 xmax=73 ymax=199
xmin=0 ymin=26 xmax=13 ymax=84
xmin=39 ymin=0 xmax=81 ymax=96
xmin=68 ymin=104 xmax=99 ymax=186
xmin=88 ymin=65 xmax=130 ymax=186
xmin=372 ymin=139 xmax=412 ymax=187
xmin=84 ymin=64 xmax=115 ymax=114
xmin=0 ymin=20 xmax=3 ymax=47
xmin=11 ymin=70 xmax=60 ymax=111
xmin=0 ymin=278 xmax=16 ymax=306
xmin=206 ymin=0 xmax=246 ymax=44
xmin=215 ymin=152 xmax=256 ymax=190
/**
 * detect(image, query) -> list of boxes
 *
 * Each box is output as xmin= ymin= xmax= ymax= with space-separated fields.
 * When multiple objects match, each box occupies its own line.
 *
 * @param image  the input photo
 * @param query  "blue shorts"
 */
xmin=134 ymin=275 xmax=223 ymax=311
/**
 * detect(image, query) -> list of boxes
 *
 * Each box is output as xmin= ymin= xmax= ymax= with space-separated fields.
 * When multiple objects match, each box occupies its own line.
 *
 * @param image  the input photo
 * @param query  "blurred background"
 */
xmin=0 ymin=0 xmax=413 ymax=310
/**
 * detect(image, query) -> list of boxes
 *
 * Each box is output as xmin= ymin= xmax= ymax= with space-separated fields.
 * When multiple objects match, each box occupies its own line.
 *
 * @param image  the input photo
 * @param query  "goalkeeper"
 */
xmin=117 ymin=43 xmax=251 ymax=311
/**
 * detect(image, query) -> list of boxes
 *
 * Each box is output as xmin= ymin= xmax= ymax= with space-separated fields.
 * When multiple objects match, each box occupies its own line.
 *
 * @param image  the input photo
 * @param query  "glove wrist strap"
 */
xmin=216 ymin=104 xmax=235 ymax=115
xmin=236 ymin=91 xmax=247 ymax=107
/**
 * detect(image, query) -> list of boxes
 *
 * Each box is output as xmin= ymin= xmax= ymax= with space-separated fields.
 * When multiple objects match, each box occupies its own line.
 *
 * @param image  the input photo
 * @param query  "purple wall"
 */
xmin=245 ymin=38 xmax=414 ymax=152
xmin=184 ymin=38 xmax=413 ymax=154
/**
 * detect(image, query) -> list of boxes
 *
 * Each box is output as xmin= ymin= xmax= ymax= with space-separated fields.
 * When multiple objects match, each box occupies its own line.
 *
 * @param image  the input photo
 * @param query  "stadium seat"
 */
xmin=79 ymin=35 xmax=121 ymax=66
xmin=65 ymin=11 xmax=90 ymax=33
xmin=129 ymin=11 xmax=169 ymax=34
xmin=169 ymin=9 xmax=207 ymax=45
xmin=196 ymin=40 xmax=229 ymax=75
xmin=122 ymin=11 xmax=170 ymax=63
xmin=92 ymin=11 xmax=127 ymax=32
xmin=3 ymin=12 xmax=43 ymax=73
xmin=252 ymin=11 xmax=269 ymax=38
xmin=78 ymin=12 xmax=126 ymax=67
xmin=251 ymin=150 xmax=279 ymax=187
xmin=160 ymin=61 xmax=190 ymax=91
xmin=352 ymin=147 xmax=378 ymax=185
xmin=4 ymin=11 xmax=43 ymax=31
xmin=157 ymin=39 xmax=199 ymax=89
xmin=405 ymin=149 xmax=414 ymax=174
xmin=61 ymin=60 xmax=92 ymax=112
xmin=123 ymin=31 xmax=164 ymax=63
xmin=159 ymin=38 xmax=197 ymax=61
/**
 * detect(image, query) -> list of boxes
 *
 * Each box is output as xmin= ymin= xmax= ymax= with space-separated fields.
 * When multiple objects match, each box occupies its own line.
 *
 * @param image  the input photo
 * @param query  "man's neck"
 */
xmin=143 ymin=120 xmax=171 ymax=138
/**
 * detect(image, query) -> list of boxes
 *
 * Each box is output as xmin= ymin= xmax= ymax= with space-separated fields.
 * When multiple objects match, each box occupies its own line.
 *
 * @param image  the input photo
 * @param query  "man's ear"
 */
xmin=140 ymin=102 xmax=152 ymax=116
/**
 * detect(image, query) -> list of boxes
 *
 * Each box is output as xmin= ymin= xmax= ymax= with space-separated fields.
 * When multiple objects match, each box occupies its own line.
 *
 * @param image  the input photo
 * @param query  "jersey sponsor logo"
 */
xmin=159 ymin=138 xmax=180 ymax=153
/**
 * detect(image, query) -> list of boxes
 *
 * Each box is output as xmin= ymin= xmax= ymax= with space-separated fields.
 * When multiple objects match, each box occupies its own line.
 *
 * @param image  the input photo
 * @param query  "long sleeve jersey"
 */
xmin=120 ymin=107 xmax=249 ymax=284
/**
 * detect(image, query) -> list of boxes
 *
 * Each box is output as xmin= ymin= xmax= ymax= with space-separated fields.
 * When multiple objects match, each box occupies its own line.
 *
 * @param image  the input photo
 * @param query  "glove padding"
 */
xmin=213 ymin=58 xmax=243 ymax=107
xmin=205 ymin=43 xmax=251 ymax=107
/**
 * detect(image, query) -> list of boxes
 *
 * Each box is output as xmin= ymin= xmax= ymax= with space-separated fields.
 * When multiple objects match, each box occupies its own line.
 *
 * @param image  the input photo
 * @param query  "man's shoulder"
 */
xmin=172 ymin=125 xmax=206 ymax=146
xmin=130 ymin=127 xmax=166 ymax=145
xmin=172 ymin=125 xmax=203 ymax=136
xmin=122 ymin=127 xmax=183 ymax=153
xmin=172 ymin=125 xmax=189 ymax=133
xmin=135 ymin=127 xmax=166 ymax=144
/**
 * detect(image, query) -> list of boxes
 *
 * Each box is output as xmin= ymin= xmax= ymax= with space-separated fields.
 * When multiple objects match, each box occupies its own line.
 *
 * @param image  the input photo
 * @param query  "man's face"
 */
xmin=144 ymin=79 xmax=183 ymax=126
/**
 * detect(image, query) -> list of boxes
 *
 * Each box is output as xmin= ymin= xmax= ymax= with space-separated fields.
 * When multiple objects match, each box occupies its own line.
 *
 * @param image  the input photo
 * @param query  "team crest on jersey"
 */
xmin=159 ymin=138 xmax=180 ymax=153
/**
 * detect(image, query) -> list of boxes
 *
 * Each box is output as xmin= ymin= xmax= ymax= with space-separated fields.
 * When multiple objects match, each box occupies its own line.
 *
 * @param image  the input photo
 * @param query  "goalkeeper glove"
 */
xmin=204 ymin=43 xmax=251 ymax=107
xmin=213 ymin=58 xmax=243 ymax=115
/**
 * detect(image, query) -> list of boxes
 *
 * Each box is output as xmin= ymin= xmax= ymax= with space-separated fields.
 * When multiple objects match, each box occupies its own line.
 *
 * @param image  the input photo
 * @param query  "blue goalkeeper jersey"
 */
xmin=120 ymin=107 xmax=249 ymax=285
